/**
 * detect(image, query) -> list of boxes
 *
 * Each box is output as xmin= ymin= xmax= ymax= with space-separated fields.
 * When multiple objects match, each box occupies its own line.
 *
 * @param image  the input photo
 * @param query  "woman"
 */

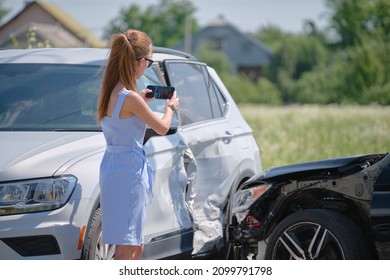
xmin=97 ymin=29 xmax=179 ymax=260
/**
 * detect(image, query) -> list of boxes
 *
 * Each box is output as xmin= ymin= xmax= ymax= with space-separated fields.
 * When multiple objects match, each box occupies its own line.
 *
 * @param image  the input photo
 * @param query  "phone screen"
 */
xmin=146 ymin=85 xmax=175 ymax=99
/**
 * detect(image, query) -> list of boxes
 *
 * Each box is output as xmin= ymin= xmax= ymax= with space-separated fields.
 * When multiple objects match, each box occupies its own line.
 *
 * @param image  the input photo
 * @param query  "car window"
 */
xmin=201 ymin=66 xmax=226 ymax=119
xmin=213 ymin=82 xmax=228 ymax=115
xmin=166 ymin=62 xmax=214 ymax=125
xmin=0 ymin=64 xmax=102 ymax=131
xmin=167 ymin=62 xmax=227 ymax=125
xmin=0 ymin=64 xmax=162 ymax=131
xmin=136 ymin=65 xmax=167 ymax=114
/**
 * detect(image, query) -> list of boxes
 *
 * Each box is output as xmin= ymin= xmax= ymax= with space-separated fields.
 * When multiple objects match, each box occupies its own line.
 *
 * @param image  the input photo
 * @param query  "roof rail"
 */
xmin=153 ymin=47 xmax=197 ymax=61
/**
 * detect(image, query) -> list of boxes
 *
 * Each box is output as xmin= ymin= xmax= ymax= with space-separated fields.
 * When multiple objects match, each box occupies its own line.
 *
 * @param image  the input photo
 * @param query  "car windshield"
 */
xmin=0 ymin=63 xmax=165 ymax=131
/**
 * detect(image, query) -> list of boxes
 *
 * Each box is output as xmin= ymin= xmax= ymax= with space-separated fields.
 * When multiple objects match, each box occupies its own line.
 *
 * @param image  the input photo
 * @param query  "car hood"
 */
xmin=0 ymin=131 xmax=105 ymax=181
xmin=256 ymin=153 xmax=386 ymax=182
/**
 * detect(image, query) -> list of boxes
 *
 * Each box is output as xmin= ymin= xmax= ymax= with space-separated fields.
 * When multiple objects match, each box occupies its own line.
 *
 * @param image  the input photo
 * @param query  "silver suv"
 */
xmin=0 ymin=47 xmax=262 ymax=259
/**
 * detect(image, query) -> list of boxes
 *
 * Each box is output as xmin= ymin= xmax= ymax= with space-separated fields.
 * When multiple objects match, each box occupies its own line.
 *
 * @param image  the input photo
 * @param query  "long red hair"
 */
xmin=97 ymin=30 xmax=152 ymax=122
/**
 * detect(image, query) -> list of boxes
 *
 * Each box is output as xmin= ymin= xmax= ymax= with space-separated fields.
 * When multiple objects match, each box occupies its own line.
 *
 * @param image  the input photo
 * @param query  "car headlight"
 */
xmin=232 ymin=184 xmax=271 ymax=223
xmin=0 ymin=175 xmax=77 ymax=216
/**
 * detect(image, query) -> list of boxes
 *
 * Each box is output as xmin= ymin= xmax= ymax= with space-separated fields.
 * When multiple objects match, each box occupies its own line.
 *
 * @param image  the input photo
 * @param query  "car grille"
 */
xmin=1 ymin=235 xmax=61 ymax=257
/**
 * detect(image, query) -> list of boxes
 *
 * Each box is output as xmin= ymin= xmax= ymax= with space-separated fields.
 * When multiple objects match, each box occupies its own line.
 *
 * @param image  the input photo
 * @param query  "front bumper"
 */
xmin=0 ymin=198 xmax=91 ymax=260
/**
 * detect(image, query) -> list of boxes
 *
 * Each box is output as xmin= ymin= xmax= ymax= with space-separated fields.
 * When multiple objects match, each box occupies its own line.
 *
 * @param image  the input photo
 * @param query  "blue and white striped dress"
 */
xmin=99 ymin=90 xmax=153 ymax=245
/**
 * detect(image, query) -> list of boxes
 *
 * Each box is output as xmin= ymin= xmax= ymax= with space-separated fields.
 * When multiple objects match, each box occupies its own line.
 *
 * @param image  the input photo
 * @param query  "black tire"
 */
xmin=82 ymin=208 xmax=115 ymax=260
xmin=265 ymin=209 xmax=372 ymax=260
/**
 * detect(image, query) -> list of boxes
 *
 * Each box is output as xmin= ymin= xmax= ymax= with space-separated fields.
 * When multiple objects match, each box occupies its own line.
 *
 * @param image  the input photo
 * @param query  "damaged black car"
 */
xmin=228 ymin=153 xmax=390 ymax=260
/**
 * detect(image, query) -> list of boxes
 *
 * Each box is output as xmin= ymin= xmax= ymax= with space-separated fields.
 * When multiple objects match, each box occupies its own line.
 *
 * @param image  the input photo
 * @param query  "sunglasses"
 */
xmin=143 ymin=57 xmax=154 ymax=68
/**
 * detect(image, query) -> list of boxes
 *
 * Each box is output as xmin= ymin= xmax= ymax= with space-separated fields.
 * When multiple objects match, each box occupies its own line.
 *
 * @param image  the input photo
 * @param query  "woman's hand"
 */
xmin=140 ymin=88 xmax=154 ymax=103
xmin=165 ymin=91 xmax=179 ymax=112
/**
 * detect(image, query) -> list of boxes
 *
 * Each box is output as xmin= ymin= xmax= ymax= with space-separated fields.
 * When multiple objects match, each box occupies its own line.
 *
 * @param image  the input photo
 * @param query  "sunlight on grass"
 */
xmin=239 ymin=104 xmax=390 ymax=170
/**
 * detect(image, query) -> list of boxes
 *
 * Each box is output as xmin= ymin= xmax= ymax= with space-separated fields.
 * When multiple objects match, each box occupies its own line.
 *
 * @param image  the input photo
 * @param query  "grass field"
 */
xmin=238 ymin=104 xmax=390 ymax=170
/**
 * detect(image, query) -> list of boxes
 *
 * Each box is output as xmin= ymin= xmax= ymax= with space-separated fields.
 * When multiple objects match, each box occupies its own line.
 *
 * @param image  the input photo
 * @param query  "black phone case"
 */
xmin=146 ymin=85 xmax=175 ymax=99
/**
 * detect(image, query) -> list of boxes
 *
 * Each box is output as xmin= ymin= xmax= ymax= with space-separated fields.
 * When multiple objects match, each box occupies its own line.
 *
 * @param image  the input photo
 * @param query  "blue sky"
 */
xmin=3 ymin=0 xmax=329 ymax=39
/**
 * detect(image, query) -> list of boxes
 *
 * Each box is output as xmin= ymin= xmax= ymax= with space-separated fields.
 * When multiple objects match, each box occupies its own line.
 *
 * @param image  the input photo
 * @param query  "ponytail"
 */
xmin=97 ymin=30 xmax=152 ymax=123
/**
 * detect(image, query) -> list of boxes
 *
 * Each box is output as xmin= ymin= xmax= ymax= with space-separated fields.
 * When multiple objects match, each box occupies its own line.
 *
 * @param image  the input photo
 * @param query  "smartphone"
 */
xmin=146 ymin=85 xmax=175 ymax=99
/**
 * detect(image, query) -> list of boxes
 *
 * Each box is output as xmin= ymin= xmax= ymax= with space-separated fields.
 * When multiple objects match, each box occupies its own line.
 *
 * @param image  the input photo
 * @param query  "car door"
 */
xmin=136 ymin=67 xmax=194 ymax=259
xmin=165 ymin=61 xmax=240 ymax=255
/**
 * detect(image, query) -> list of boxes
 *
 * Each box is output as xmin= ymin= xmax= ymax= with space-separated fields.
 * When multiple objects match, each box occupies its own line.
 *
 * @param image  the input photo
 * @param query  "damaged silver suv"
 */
xmin=0 ymin=47 xmax=261 ymax=259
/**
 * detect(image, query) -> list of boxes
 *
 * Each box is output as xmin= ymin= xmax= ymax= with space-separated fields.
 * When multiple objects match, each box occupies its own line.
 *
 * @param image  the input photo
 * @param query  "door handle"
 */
xmin=222 ymin=131 xmax=233 ymax=144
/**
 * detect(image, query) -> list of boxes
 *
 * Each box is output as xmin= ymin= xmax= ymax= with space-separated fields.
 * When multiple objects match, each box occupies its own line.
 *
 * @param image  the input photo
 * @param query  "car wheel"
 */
xmin=265 ymin=209 xmax=371 ymax=260
xmin=83 ymin=208 xmax=115 ymax=260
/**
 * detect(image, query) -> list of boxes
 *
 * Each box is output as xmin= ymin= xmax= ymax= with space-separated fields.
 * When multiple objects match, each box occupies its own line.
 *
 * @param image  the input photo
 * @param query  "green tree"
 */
xmin=262 ymin=31 xmax=329 ymax=103
xmin=294 ymin=39 xmax=389 ymax=105
xmin=323 ymin=0 xmax=390 ymax=104
xmin=252 ymin=0 xmax=390 ymax=105
xmin=220 ymin=72 xmax=282 ymax=105
xmin=253 ymin=25 xmax=286 ymax=53
xmin=326 ymin=0 xmax=390 ymax=48
xmin=103 ymin=0 xmax=198 ymax=48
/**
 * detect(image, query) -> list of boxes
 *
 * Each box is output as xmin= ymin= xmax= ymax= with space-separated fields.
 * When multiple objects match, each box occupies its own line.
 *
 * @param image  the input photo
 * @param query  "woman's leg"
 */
xmin=114 ymin=245 xmax=144 ymax=260
xmin=132 ymin=245 xmax=144 ymax=260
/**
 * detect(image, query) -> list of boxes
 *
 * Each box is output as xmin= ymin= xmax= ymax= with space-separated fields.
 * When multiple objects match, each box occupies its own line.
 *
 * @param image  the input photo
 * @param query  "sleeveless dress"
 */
xmin=99 ymin=90 xmax=153 ymax=245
